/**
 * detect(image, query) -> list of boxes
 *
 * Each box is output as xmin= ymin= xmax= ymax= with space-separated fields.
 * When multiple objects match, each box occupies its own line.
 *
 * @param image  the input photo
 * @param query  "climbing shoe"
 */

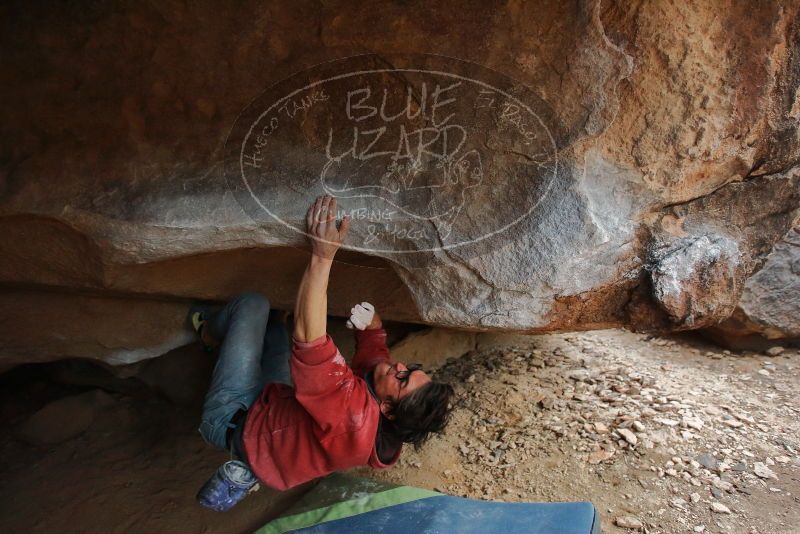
xmin=196 ymin=460 xmax=258 ymax=512
xmin=188 ymin=305 xmax=216 ymax=353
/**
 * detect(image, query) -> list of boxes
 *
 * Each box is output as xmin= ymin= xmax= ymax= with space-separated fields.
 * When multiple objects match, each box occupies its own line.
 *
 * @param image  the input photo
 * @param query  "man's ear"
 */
xmin=380 ymin=399 xmax=396 ymax=420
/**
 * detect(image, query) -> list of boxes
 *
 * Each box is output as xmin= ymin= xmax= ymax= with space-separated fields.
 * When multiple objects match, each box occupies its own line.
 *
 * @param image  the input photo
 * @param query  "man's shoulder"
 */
xmin=316 ymin=380 xmax=380 ymax=440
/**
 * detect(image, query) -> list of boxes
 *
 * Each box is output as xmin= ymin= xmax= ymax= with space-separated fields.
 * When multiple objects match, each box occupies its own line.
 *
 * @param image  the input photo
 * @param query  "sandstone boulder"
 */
xmin=0 ymin=290 xmax=193 ymax=372
xmin=1 ymin=1 xmax=799 ymax=366
xmin=704 ymin=220 xmax=800 ymax=349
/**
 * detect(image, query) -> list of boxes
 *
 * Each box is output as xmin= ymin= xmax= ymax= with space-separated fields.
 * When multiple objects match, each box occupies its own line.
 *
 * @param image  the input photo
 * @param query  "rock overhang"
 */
xmin=1 ymin=0 xmax=799 ymax=366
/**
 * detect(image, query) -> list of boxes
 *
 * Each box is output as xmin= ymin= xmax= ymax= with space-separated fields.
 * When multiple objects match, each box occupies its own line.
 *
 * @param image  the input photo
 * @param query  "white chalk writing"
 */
xmin=243 ymin=90 xmax=329 ymax=168
xmin=277 ymin=89 xmax=329 ymax=119
xmin=499 ymin=102 xmax=538 ymax=144
xmin=336 ymin=207 xmax=396 ymax=221
xmin=346 ymin=82 xmax=460 ymax=126
xmin=234 ymin=60 xmax=559 ymax=254
xmin=364 ymin=223 xmax=429 ymax=244
xmin=475 ymin=89 xmax=496 ymax=109
xmin=325 ymin=124 xmax=467 ymax=164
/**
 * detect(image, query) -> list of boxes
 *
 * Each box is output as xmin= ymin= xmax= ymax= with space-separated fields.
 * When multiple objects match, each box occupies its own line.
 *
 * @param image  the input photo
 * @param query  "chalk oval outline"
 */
xmin=236 ymin=59 xmax=559 ymax=254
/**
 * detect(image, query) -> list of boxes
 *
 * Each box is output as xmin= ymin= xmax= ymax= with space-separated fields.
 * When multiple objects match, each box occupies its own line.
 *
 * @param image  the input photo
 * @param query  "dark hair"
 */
xmin=385 ymin=381 xmax=455 ymax=449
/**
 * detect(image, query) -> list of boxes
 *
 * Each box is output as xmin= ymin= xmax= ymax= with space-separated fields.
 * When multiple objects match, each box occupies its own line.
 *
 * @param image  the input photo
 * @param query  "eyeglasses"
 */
xmin=395 ymin=363 xmax=424 ymax=387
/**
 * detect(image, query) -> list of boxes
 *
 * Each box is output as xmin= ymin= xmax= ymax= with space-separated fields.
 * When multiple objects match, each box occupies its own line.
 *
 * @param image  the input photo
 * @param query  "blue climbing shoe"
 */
xmin=196 ymin=460 xmax=258 ymax=512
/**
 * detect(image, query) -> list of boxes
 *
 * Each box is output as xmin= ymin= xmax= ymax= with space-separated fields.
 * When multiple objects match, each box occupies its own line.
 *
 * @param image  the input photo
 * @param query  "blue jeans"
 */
xmin=198 ymin=292 xmax=291 ymax=450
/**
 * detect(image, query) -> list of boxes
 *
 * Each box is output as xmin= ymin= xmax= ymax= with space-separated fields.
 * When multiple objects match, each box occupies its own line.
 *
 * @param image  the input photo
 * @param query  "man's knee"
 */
xmin=233 ymin=292 xmax=270 ymax=317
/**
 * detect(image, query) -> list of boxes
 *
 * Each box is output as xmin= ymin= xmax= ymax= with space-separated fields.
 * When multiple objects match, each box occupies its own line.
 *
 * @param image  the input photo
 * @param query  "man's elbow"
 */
xmin=293 ymin=318 xmax=311 ymax=343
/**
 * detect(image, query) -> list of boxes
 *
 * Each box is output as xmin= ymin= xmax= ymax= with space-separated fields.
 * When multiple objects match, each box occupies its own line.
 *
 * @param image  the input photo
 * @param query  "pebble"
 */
xmin=730 ymin=462 xmax=747 ymax=472
xmin=710 ymin=502 xmax=731 ymax=514
xmin=753 ymin=462 xmax=777 ymax=480
xmin=568 ymin=369 xmax=591 ymax=381
xmin=712 ymin=479 xmax=733 ymax=493
xmin=670 ymin=497 xmax=687 ymax=509
xmin=696 ymin=453 xmax=718 ymax=470
xmin=430 ymin=332 xmax=792 ymax=533
xmin=765 ymin=346 xmax=784 ymax=356
xmin=614 ymin=515 xmax=644 ymax=529
xmin=618 ymin=428 xmax=638 ymax=446
xmin=656 ymin=417 xmax=679 ymax=426
xmin=588 ymin=449 xmax=614 ymax=464
xmin=684 ymin=417 xmax=704 ymax=430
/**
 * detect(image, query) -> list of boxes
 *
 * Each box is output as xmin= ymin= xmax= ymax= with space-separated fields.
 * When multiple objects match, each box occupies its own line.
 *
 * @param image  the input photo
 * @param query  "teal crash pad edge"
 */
xmin=258 ymin=474 xmax=601 ymax=534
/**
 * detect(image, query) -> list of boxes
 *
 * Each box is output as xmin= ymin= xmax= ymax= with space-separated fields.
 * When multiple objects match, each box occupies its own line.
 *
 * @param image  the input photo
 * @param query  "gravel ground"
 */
xmin=1 ymin=328 xmax=797 ymax=533
xmin=360 ymin=329 xmax=800 ymax=534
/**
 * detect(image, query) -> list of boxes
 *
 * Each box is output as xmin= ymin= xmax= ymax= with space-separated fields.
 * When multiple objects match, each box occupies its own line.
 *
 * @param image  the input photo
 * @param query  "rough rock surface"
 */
xmin=649 ymin=234 xmax=741 ymax=329
xmin=17 ymin=390 xmax=114 ymax=446
xmin=1 ymin=1 xmax=800 ymax=365
xmin=705 ymin=221 xmax=800 ymax=348
xmin=0 ymin=290 xmax=194 ymax=371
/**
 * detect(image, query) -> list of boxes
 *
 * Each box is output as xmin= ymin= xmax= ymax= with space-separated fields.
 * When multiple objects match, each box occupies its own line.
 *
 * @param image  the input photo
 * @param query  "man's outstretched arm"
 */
xmin=293 ymin=195 xmax=350 ymax=343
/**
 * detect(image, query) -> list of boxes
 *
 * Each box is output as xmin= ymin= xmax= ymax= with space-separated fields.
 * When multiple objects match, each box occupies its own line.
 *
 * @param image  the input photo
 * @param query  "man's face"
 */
xmin=373 ymin=361 xmax=432 ymax=417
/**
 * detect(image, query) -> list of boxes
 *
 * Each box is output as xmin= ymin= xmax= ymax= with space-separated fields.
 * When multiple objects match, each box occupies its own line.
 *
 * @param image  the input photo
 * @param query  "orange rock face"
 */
xmin=0 ymin=1 xmax=798 ymax=364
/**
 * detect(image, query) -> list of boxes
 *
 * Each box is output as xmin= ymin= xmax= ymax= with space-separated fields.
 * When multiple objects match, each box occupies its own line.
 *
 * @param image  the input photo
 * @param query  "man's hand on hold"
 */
xmin=306 ymin=195 xmax=350 ymax=261
xmin=346 ymin=302 xmax=382 ymax=330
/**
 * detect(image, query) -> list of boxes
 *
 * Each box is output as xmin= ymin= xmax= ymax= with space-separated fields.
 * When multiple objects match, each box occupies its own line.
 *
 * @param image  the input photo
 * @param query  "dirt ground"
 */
xmin=362 ymin=330 xmax=800 ymax=534
xmin=1 ymin=328 xmax=798 ymax=533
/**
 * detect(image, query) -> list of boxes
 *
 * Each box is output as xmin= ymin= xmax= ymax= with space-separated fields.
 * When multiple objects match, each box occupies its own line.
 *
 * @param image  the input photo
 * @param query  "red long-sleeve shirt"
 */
xmin=240 ymin=328 xmax=400 ymax=490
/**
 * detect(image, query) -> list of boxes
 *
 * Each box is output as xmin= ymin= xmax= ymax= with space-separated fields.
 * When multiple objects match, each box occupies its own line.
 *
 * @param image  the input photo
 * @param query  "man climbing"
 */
xmin=190 ymin=195 xmax=455 ymax=511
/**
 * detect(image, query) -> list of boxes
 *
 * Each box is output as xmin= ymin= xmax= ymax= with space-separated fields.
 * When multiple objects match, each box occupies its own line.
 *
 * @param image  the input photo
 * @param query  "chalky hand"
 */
xmin=346 ymin=302 xmax=375 ymax=330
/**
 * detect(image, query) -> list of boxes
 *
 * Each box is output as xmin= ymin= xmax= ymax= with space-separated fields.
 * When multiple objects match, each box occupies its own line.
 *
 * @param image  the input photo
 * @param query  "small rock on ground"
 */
xmin=753 ymin=462 xmax=778 ymax=480
xmin=617 ymin=428 xmax=638 ymax=446
xmin=711 ymin=502 xmax=731 ymax=514
xmin=615 ymin=515 xmax=644 ymax=529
